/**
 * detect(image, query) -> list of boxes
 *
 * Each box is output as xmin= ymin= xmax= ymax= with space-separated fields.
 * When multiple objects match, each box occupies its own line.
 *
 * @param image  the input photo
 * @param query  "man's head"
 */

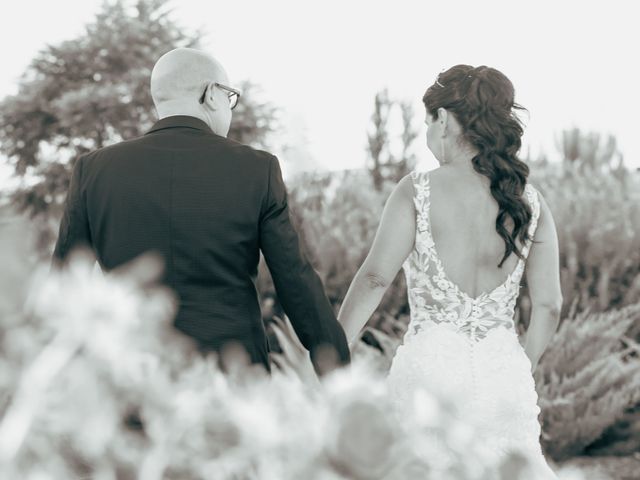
xmin=150 ymin=48 xmax=237 ymax=136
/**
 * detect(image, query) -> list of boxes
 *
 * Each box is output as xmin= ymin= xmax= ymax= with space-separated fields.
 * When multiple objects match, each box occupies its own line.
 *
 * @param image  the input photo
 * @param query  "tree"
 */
xmin=366 ymin=89 xmax=392 ymax=191
xmin=0 ymin=0 xmax=277 ymax=252
xmin=228 ymin=81 xmax=278 ymax=149
xmin=366 ymin=90 xmax=418 ymax=191
xmin=396 ymin=100 xmax=419 ymax=181
xmin=557 ymin=127 xmax=625 ymax=173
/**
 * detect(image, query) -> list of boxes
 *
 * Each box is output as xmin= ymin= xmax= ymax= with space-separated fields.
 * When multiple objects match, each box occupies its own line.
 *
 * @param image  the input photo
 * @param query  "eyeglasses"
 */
xmin=199 ymin=82 xmax=241 ymax=110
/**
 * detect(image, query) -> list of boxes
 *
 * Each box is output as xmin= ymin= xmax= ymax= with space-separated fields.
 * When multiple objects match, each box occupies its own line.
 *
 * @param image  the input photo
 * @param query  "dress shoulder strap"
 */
xmin=409 ymin=170 xmax=431 ymax=234
xmin=521 ymin=183 xmax=542 ymax=258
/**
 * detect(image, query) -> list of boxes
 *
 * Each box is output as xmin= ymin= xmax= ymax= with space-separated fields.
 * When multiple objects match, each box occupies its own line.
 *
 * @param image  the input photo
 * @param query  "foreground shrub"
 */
xmin=0 ymin=253 xmax=581 ymax=479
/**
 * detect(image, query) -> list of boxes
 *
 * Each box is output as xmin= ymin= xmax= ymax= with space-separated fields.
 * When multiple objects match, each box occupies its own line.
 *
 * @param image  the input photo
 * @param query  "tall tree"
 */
xmin=366 ymin=89 xmax=392 ymax=191
xmin=558 ymin=127 xmax=624 ymax=172
xmin=366 ymin=91 xmax=418 ymax=190
xmin=0 ymin=0 xmax=277 ymax=252
xmin=228 ymin=81 xmax=278 ymax=148
xmin=395 ymin=100 xmax=418 ymax=182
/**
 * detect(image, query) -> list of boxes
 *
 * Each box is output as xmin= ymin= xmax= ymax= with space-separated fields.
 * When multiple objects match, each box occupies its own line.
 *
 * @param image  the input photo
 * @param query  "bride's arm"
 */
xmin=338 ymin=175 xmax=416 ymax=344
xmin=523 ymin=191 xmax=563 ymax=372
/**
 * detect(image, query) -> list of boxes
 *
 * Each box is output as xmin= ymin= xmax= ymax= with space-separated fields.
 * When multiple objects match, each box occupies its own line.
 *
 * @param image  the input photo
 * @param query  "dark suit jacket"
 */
xmin=52 ymin=115 xmax=351 ymax=373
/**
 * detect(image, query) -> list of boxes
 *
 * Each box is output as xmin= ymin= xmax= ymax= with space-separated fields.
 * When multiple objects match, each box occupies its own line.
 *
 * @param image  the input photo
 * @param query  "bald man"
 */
xmin=52 ymin=48 xmax=351 ymax=375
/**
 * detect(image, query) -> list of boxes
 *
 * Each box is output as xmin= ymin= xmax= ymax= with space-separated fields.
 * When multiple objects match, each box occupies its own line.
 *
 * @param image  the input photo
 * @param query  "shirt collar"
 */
xmin=145 ymin=115 xmax=213 ymax=135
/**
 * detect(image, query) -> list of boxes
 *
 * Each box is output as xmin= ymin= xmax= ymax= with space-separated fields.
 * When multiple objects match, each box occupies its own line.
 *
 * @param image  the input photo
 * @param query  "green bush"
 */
xmin=525 ymin=162 xmax=640 ymax=317
xmin=534 ymin=303 xmax=640 ymax=461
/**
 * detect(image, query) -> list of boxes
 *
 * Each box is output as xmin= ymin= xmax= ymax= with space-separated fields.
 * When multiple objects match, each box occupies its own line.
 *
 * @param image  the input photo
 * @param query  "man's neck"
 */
xmin=157 ymin=110 xmax=208 ymax=124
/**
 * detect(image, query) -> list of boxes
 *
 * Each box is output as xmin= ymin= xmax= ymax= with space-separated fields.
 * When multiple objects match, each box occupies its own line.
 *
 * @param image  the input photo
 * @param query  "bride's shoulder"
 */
xmin=399 ymin=168 xmax=434 ymax=188
xmin=402 ymin=168 xmax=435 ymax=187
xmin=395 ymin=173 xmax=416 ymax=201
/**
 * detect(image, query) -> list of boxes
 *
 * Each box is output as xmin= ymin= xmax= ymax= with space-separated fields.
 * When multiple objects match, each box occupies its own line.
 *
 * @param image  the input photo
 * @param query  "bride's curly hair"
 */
xmin=423 ymin=65 xmax=533 ymax=268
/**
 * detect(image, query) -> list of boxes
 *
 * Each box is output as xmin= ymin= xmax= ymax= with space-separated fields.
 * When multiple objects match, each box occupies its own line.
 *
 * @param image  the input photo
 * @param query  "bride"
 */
xmin=337 ymin=65 xmax=562 ymax=477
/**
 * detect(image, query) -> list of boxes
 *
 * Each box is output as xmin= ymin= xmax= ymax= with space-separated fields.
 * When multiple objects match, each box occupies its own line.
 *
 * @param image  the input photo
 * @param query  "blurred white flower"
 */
xmin=325 ymin=399 xmax=399 ymax=479
xmin=0 ymin=249 xmax=579 ymax=480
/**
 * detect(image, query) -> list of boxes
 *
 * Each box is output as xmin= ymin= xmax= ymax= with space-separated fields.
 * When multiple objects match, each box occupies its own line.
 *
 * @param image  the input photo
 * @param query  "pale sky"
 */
xmin=1 ymin=0 xmax=638 ymax=183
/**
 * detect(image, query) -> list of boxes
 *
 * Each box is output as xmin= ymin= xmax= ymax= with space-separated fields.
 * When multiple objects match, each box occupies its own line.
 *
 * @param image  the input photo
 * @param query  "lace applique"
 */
xmin=402 ymin=171 xmax=541 ymax=343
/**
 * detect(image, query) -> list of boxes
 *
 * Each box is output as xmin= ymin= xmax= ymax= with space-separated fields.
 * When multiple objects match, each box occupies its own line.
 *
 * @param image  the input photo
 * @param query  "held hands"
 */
xmin=269 ymin=316 xmax=320 ymax=387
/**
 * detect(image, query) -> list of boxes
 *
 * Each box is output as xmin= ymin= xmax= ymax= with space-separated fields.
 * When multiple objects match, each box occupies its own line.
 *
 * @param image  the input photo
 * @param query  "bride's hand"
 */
xmin=269 ymin=316 xmax=319 ymax=386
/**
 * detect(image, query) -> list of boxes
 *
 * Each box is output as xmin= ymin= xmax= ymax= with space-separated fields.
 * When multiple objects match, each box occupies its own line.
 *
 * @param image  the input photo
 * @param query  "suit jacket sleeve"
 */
xmin=52 ymin=154 xmax=92 ymax=264
xmin=259 ymin=154 xmax=351 ymax=368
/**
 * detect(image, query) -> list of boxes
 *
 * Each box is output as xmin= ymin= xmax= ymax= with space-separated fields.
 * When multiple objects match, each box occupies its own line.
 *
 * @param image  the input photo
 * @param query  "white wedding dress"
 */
xmin=385 ymin=171 xmax=558 ymax=478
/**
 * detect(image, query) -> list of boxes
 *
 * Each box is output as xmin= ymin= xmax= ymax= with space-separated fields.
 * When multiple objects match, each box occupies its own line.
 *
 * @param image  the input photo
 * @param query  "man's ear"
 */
xmin=203 ymin=81 xmax=218 ymax=110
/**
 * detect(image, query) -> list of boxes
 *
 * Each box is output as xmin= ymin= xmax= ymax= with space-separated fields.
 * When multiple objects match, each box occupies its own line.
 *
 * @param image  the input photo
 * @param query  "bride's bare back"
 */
xmin=427 ymin=166 xmax=523 ymax=299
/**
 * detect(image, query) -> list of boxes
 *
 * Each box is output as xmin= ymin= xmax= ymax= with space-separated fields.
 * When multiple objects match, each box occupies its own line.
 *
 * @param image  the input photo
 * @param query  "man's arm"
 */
xmin=52 ymin=155 xmax=92 ymax=265
xmin=259 ymin=155 xmax=350 ymax=372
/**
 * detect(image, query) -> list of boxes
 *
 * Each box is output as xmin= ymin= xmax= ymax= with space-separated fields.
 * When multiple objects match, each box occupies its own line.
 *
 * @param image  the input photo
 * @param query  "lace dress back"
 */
xmin=403 ymin=170 xmax=540 ymax=344
xmin=386 ymin=170 xmax=558 ymax=478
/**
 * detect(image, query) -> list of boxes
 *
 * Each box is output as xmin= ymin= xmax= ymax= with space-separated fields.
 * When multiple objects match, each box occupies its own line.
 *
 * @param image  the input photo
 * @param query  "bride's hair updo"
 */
xmin=423 ymin=65 xmax=533 ymax=268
